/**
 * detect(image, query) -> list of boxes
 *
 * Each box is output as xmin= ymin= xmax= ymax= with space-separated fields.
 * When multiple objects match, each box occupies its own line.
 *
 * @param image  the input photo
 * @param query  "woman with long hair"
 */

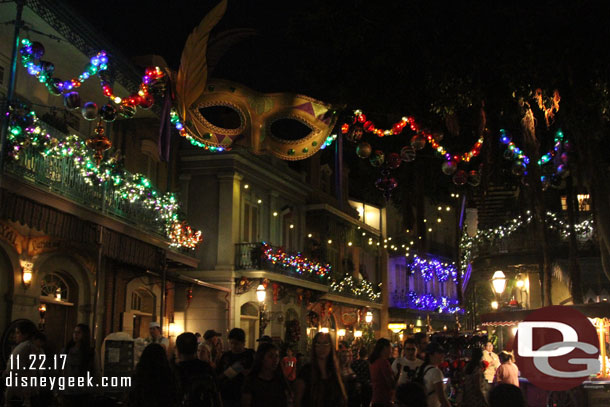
xmin=338 ymin=346 xmax=361 ymax=407
xmin=462 ymin=347 xmax=488 ymax=407
xmin=242 ymin=342 xmax=292 ymax=407
xmin=294 ymin=332 xmax=347 ymax=407
xmin=60 ymin=323 xmax=95 ymax=407
xmin=129 ymin=343 xmax=179 ymax=407
xmin=368 ymin=338 xmax=395 ymax=407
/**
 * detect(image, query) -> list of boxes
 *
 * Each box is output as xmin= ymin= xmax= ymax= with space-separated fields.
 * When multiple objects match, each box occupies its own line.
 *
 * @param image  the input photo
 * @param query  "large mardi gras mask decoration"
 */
xmin=172 ymin=0 xmax=337 ymax=160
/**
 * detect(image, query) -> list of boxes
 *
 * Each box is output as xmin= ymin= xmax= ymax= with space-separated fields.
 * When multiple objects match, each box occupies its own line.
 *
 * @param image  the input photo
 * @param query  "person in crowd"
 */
xmin=145 ymin=321 xmax=170 ymax=350
xmin=32 ymin=332 xmax=53 ymax=406
xmin=392 ymin=338 xmax=423 ymax=385
xmin=488 ymin=383 xmax=525 ymax=407
xmin=256 ymin=335 xmax=273 ymax=347
xmin=351 ymin=347 xmax=371 ymax=407
xmin=338 ymin=346 xmax=360 ymax=407
xmin=198 ymin=329 xmax=222 ymax=369
xmin=482 ymin=342 xmax=500 ymax=386
xmin=242 ymin=343 xmax=291 ymax=407
xmin=294 ymin=332 xmax=347 ymax=407
xmin=195 ymin=332 xmax=202 ymax=344
xmin=462 ymin=347 xmax=488 ymax=407
xmin=413 ymin=333 xmax=429 ymax=360
xmin=419 ymin=342 xmax=450 ymax=407
xmin=2 ymin=320 xmax=42 ymax=407
xmin=216 ymin=328 xmax=255 ymax=407
xmin=369 ymin=338 xmax=395 ymax=407
xmin=60 ymin=323 xmax=95 ymax=407
xmin=281 ymin=347 xmax=297 ymax=383
xmin=295 ymin=352 xmax=305 ymax=371
xmin=174 ymin=332 xmax=221 ymax=407
xmin=389 ymin=344 xmax=400 ymax=366
xmin=129 ymin=343 xmax=179 ymax=407
xmin=493 ymin=351 xmax=519 ymax=387
xmin=338 ymin=341 xmax=349 ymax=352
xmin=394 ymin=382 xmax=427 ymax=407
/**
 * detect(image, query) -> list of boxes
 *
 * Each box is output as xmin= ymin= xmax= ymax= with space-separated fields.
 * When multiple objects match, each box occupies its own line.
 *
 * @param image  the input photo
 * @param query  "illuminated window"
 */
xmin=577 ymin=194 xmax=590 ymax=212
xmin=561 ymin=194 xmax=590 ymax=212
xmin=348 ymin=199 xmax=381 ymax=230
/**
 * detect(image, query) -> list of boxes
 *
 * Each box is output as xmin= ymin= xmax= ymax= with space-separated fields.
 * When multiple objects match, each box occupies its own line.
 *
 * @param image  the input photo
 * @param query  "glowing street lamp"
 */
xmin=365 ymin=311 xmax=373 ymax=324
xmin=256 ymin=283 xmax=266 ymax=303
xmin=491 ymin=271 xmax=507 ymax=295
xmin=491 ymin=301 xmax=499 ymax=310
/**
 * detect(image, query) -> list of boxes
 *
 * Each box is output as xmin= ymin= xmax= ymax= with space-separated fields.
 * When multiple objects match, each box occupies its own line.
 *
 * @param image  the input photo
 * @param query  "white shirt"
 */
xmin=391 ymin=357 xmax=424 ymax=385
xmin=423 ymin=366 xmax=444 ymax=407
xmin=482 ymin=350 xmax=500 ymax=383
xmin=146 ymin=335 xmax=169 ymax=348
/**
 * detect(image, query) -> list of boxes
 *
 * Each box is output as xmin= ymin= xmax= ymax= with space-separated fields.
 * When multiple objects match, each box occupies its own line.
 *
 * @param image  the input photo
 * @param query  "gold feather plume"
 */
xmin=175 ymin=0 xmax=228 ymax=120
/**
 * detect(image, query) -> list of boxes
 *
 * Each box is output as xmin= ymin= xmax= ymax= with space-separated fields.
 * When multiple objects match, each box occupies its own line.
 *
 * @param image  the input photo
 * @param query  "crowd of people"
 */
xmin=1 ymin=320 xmax=527 ymax=407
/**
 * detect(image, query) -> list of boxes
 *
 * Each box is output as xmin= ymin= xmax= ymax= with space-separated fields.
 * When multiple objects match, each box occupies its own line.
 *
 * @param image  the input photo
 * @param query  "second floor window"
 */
xmin=243 ymin=202 xmax=259 ymax=242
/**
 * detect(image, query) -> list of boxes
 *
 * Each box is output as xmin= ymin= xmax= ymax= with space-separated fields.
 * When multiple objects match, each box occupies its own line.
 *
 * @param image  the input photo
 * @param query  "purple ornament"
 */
xmin=441 ymin=160 xmax=458 ymax=175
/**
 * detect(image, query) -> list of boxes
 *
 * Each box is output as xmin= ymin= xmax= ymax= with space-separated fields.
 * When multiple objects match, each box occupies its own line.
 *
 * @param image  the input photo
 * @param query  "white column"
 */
xmin=216 ymin=172 xmax=243 ymax=271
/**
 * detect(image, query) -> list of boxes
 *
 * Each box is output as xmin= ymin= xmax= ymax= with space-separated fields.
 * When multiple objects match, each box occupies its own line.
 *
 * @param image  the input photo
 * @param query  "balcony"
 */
xmin=235 ymin=242 xmax=331 ymax=284
xmin=235 ymin=242 xmax=382 ymax=304
xmin=2 ymin=124 xmax=165 ymax=237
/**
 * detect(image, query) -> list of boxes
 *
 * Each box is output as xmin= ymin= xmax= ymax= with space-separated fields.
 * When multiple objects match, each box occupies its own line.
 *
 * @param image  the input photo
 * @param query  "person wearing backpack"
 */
xmin=412 ymin=342 xmax=450 ymax=407
xmin=175 ymin=332 xmax=222 ymax=407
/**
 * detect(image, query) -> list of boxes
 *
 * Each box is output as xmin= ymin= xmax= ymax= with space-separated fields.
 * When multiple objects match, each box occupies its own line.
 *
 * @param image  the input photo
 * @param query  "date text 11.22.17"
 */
xmin=9 ymin=354 xmax=67 ymax=370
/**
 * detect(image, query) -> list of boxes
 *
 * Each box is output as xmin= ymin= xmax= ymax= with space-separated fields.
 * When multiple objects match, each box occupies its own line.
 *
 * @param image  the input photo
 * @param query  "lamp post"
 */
xmin=491 ymin=270 xmax=507 ymax=350
xmin=365 ymin=310 xmax=373 ymax=324
xmin=256 ymin=282 xmax=266 ymax=339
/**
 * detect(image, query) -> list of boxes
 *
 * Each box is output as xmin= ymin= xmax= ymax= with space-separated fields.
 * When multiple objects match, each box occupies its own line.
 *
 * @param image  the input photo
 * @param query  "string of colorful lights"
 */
xmin=6 ymin=105 xmax=202 ymax=249
xmin=500 ymin=128 xmax=569 ymax=182
xmin=260 ymin=242 xmax=331 ymax=279
xmin=19 ymin=38 xmax=225 ymax=153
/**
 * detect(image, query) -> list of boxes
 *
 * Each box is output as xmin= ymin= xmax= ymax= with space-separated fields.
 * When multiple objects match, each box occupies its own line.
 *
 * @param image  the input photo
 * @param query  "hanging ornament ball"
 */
xmin=400 ymin=145 xmax=416 ymax=162
xmin=441 ymin=160 xmax=458 ymax=175
xmin=81 ymin=102 xmax=98 ymax=121
xmin=356 ymin=142 xmax=372 ymax=159
xmin=40 ymin=61 xmax=55 ymax=75
xmin=375 ymin=176 xmax=398 ymax=192
xmin=392 ymin=122 xmax=403 ymax=135
xmin=503 ymin=149 xmax=514 ymax=160
xmin=560 ymin=152 xmax=569 ymax=164
xmin=118 ymin=102 xmax=137 ymax=119
xmin=31 ymin=42 xmax=45 ymax=59
xmin=100 ymin=104 xmax=118 ymax=122
xmin=139 ymin=94 xmax=154 ymax=110
xmin=467 ymin=170 xmax=481 ymax=186
xmin=347 ymin=126 xmax=363 ymax=143
xmin=541 ymin=175 xmax=550 ymax=191
xmin=512 ymin=162 xmax=526 ymax=176
xmin=369 ymin=150 xmax=385 ymax=167
xmin=46 ymin=78 xmax=63 ymax=96
xmin=387 ymin=152 xmax=402 ymax=169
xmin=410 ymin=134 xmax=427 ymax=150
xmin=363 ymin=120 xmax=375 ymax=133
xmin=452 ymin=169 xmax=468 ymax=186
xmin=557 ymin=164 xmax=569 ymax=178
xmin=63 ymin=92 xmax=81 ymax=110
xmin=432 ymin=132 xmax=444 ymax=142
xmin=550 ymin=173 xmax=563 ymax=189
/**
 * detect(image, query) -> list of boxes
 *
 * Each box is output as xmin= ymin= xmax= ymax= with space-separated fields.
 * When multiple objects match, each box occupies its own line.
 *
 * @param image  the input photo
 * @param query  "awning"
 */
xmin=480 ymin=303 xmax=610 ymax=326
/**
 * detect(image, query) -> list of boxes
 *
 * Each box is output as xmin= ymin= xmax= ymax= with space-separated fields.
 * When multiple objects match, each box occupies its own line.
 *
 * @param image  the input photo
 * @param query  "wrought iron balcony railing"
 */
xmin=2 ymin=125 xmax=165 ymax=237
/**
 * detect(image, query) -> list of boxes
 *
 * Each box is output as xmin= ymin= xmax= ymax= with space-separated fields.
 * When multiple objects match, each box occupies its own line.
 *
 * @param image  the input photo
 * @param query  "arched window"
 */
xmin=40 ymin=273 xmax=69 ymax=302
